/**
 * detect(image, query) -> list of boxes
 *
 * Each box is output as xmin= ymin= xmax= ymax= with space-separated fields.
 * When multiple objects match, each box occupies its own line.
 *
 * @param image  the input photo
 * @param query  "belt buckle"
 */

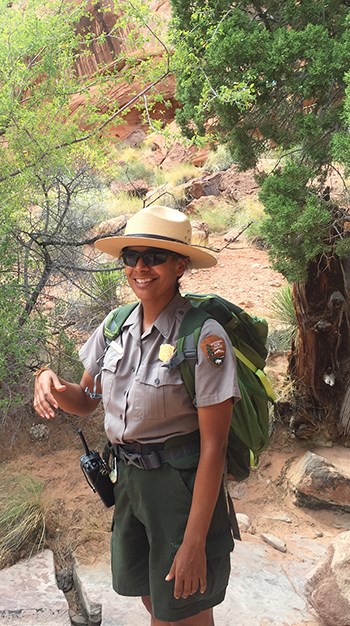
xmin=120 ymin=450 xmax=144 ymax=468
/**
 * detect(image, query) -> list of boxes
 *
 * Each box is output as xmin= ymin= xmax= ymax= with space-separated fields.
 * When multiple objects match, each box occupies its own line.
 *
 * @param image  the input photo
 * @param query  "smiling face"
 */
xmin=122 ymin=246 xmax=188 ymax=309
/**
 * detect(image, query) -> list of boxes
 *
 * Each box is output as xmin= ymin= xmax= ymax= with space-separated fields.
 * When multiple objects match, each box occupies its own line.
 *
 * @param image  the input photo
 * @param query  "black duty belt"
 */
xmin=112 ymin=433 xmax=200 ymax=470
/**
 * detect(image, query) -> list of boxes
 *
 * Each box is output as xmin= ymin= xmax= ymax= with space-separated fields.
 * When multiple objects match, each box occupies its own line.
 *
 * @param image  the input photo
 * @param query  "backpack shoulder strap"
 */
xmin=171 ymin=306 xmax=212 ymax=402
xmin=104 ymin=302 xmax=138 ymax=344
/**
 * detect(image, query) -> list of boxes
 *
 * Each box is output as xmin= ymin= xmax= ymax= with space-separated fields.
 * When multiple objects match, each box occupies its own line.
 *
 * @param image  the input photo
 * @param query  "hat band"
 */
xmin=125 ymin=233 xmax=190 ymax=246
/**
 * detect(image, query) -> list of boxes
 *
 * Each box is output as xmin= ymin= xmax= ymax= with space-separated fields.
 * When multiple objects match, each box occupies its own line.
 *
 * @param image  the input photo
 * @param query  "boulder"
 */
xmin=288 ymin=451 xmax=350 ymax=512
xmin=305 ymin=531 xmax=350 ymax=626
xmin=260 ymin=533 xmax=287 ymax=553
xmin=184 ymin=172 xmax=223 ymax=199
xmin=91 ymin=215 xmax=127 ymax=238
xmin=185 ymin=195 xmax=224 ymax=215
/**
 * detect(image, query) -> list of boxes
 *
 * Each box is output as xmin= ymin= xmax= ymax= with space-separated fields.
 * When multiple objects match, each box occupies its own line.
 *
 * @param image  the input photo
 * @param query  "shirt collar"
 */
xmin=153 ymin=292 xmax=191 ymax=339
xmin=121 ymin=292 xmax=191 ymax=339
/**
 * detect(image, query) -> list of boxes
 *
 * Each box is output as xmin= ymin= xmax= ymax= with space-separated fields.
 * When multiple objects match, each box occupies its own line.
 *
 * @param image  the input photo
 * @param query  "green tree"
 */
xmin=0 ymin=0 xmax=169 ymax=430
xmin=170 ymin=0 xmax=350 ymax=442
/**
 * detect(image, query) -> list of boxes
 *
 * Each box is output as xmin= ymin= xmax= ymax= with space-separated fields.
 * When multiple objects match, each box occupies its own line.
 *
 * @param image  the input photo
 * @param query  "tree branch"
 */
xmin=0 ymin=67 xmax=170 ymax=184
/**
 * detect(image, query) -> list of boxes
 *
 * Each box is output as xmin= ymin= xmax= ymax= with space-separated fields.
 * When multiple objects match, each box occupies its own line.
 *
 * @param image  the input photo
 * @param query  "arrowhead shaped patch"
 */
xmin=200 ymin=335 xmax=226 ymax=367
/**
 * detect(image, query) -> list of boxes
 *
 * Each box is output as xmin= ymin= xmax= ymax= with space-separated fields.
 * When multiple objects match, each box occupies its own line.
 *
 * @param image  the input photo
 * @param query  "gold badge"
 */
xmin=159 ymin=343 xmax=175 ymax=363
xmin=200 ymin=335 xmax=226 ymax=366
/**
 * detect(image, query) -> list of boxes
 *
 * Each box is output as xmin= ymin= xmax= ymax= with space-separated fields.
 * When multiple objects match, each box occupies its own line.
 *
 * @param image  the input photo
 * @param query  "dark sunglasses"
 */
xmin=121 ymin=248 xmax=179 ymax=267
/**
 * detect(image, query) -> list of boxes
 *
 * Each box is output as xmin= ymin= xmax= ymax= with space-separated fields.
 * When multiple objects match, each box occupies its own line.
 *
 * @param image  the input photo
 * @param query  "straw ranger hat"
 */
xmin=94 ymin=205 xmax=217 ymax=269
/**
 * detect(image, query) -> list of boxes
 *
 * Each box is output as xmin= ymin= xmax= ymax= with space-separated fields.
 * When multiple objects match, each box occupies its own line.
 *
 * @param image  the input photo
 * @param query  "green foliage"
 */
xmin=0 ymin=282 xmax=47 ymax=424
xmin=203 ymin=145 xmax=236 ymax=172
xmin=162 ymin=162 xmax=200 ymax=186
xmin=111 ymin=147 xmax=160 ymax=186
xmin=0 ymin=474 xmax=46 ymax=568
xmin=170 ymin=0 xmax=350 ymax=283
xmin=335 ymin=237 xmax=350 ymax=258
xmin=0 ymin=0 xmax=172 ymax=426
xmin=267 ymin=283 xmax=297 ymax=353
xmin=88 ymin=268 xmax=127 ymax=325
xmin=269 ymin=284 xmax=297 ymax=344
xmin=49 ymin=325 xmax=83 ymax=382
xmin=170 ymin=1 xmax=350 ymax=168
xmin=259 ymin=162 xmax=332 ymax=281
xmin=189 ymin=198 xmax=236 ymax=232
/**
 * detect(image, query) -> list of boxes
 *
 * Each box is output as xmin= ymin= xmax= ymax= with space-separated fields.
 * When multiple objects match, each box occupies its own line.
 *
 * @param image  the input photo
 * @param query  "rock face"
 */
xmin=288 ymin=451 xmax=350 ymax=512
xmin=71 ymin=1 xmax=177 ymax=144
xmin=305 ymin=531 xmax=350 ymax=626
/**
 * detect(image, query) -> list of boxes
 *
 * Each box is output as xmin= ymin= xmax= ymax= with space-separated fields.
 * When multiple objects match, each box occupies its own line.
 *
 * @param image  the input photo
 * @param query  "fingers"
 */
xmin=33 ymin=370 xmax=66 ymax=420
xmin=166 ymin=567 xmax=205 ymax=600
xmin=173 ymin=576 xmax=202 ymax=600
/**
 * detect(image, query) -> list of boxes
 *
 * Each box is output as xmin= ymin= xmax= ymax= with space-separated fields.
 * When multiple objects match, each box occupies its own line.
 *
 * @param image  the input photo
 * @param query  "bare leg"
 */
xmin=141 ymin=597 xmax=214 ymax=626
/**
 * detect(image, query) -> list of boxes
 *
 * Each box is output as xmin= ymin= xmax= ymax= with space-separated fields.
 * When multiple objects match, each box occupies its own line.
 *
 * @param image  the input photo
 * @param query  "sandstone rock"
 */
xmin=227 ymin=480 xmax=248 ymax=500
xmin=92 ymin=215 xmax=127 ymax=238
xmin=288 ymin=451 xmax=350 ymax=512
xmin=260 ymin=533 xmax=287 ymax=553
xmin=184 ymin=172 xmax=223 ymax=199
xmin=268 ymin=513 xmax=293 ymax=524
xmin=220 ymin=164 xmax=260 ymax=200
xmin=236 ymin=513 xmax=251 ymax=532
xmin=185 ymin=195 xmax=223 ymax=215
xmin=305 ymin=531 xmax=350 ymax=626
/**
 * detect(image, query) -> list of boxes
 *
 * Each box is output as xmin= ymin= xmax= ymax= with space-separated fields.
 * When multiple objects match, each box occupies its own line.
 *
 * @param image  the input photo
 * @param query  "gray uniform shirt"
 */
xmin=79 ymin=292 xmax=240 ymax=444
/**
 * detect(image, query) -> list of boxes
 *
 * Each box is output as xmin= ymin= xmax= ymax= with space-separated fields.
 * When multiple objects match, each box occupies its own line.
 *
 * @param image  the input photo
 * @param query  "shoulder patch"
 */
xmin=200 ymin=335 xmax=226 ymax=367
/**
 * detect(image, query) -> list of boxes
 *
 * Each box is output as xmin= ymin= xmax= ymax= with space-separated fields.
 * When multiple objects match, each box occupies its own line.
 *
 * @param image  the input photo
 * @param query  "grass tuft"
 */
xmin=0 ymin=474 xmax=46 ymax=569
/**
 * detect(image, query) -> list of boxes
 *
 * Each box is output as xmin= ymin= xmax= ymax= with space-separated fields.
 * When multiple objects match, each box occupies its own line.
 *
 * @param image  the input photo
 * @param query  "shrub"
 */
xmin=203 ymin=145 xmax=236 ymax=172
xmin=0 ymin=475 xmax=46 ymax=568
xmin=88 ymin=268 xmax=127 ymax=325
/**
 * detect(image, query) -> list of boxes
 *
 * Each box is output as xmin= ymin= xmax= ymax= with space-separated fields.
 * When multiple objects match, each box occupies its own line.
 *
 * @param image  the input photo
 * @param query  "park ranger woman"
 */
xmin=34 ymin=205 xmax=240 ymax=626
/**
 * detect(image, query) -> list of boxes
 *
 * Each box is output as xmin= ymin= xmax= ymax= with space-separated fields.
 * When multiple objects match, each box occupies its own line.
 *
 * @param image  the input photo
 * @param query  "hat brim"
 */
xmin=94 ymin=235 xmax=217 ymax=269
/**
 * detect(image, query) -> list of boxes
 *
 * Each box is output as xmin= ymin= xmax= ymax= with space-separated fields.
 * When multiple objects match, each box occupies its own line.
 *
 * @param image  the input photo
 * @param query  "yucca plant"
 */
xmin=0 ymin=475 xmax=46 ymax=568
xmin=268 ymin=284 xmax=297 ymax=352
xmin=89 ymin=268 xmax=127 ymax=324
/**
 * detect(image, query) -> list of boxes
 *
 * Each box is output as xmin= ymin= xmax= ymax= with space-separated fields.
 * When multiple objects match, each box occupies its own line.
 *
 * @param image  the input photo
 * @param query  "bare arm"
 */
xmin=33 ymin=369 xmax=101 ymax=419
xmin=166 ymin=398 xmax=232 ymax=599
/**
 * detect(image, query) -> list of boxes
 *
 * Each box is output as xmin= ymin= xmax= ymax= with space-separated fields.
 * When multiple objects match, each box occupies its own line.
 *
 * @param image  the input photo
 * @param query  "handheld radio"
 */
xmin=77 ymin=428 xmax=115 ymax=508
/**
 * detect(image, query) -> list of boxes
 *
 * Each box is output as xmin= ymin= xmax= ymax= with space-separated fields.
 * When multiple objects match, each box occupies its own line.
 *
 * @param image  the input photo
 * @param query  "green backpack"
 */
xmin=104 ymin=293 xmax=276 ymax=482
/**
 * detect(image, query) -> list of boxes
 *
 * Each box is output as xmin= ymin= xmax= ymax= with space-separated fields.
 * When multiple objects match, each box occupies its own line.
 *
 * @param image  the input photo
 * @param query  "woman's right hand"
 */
xmin=33 ymin=369 xmax=67 ymax=420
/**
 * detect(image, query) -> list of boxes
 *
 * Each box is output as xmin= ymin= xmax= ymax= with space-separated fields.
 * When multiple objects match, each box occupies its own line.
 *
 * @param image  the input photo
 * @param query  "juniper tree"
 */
xmin=170 ymin=0 xmax=350 ymax=442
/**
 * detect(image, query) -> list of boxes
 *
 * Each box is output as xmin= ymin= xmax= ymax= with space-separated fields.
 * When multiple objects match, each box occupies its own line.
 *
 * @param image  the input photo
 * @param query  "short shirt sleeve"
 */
xmin=194 ymin=318 xmax=241 ymax=408
xmin=78 ymin=319 xmax=107 ymax=378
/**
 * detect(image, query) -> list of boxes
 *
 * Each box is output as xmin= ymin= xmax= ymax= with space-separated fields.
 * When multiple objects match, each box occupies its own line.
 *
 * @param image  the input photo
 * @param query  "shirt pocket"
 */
xmin=101 ymin=348 xmax=123 ymax=409
xmin=133 ymin=363 xmax=184 ymax=421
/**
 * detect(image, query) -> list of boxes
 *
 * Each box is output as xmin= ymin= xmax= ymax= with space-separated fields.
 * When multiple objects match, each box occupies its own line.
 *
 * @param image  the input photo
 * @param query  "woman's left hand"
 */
xmin=165 ymin=539 xmax=207 ymax=599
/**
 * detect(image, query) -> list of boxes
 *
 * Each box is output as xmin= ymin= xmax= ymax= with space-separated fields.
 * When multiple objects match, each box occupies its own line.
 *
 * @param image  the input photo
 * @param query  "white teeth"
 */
xmin=135 ymin=278 xmax=153 ymax=284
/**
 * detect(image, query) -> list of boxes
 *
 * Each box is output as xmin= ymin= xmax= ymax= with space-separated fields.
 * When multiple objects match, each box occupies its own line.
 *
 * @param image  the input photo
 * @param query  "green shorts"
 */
xmin=111 ymin=459 xmax=234 ymax=622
